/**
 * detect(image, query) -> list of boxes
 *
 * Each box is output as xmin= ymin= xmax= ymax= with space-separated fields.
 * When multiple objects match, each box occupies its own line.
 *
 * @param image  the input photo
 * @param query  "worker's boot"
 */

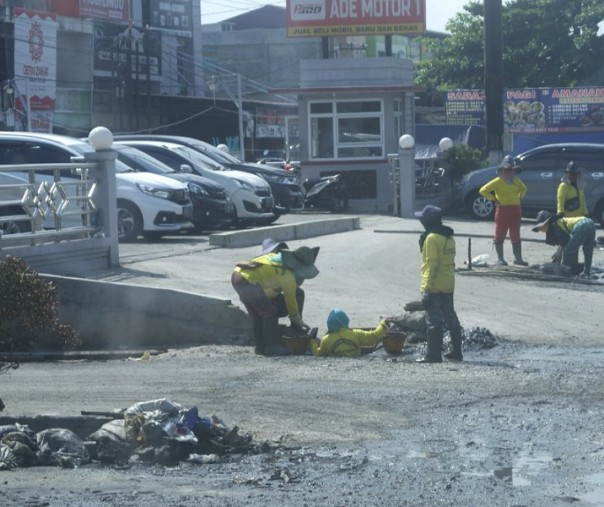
xmin=444 ymin=327 xmax=463 ymax=361
xmin=583 ymin=248 xmax=593 ymax=277
xmin=416 ymin=326 xmax=443 ymax=363
xmin=494 ymin=241 xmax=508 ymax=266
xmin=512 ymin=242 xmax=528 ymax=266
xmin=252 ymin=315 xmax=265 ymax=355
xmin=263 ymin=316 xmax=289 ymax=357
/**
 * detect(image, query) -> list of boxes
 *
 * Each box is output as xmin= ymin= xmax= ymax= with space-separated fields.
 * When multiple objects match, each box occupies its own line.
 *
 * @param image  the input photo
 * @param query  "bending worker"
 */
xmin=231 ymin=244 xmax=319 ymax=356
xmin=532 ymin=210 xmax=596 ymax=278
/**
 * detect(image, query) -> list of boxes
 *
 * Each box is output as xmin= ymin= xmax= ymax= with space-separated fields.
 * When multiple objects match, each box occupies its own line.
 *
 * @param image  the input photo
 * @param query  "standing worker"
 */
xmin=231 ymin=244 xmax=319 ymax=356
xmin=532 ymin=210 xmax=596 ymax=278
xmin=557 ymin=161 xmax=588 ymax=218
xmin=479 ymin=155 xmax=529 ymax=266
xmin=414 ymin=205 xmax=464 ymax=363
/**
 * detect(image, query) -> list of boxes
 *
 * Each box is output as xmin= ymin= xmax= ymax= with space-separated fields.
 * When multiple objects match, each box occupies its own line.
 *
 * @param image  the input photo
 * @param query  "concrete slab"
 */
xmin=208 ymin=216 xmax=360 ymax=248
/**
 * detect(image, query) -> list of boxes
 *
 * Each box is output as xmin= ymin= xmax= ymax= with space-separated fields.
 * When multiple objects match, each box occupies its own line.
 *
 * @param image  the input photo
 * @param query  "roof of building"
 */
xmin=221 ymin=5 xmax=287 ymax=30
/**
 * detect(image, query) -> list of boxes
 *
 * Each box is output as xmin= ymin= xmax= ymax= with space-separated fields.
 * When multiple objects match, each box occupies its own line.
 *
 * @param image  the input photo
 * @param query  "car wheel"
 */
xmin=0 ymin=206 xmax=32 ymax=235
xmin=468 ymin=192 xmax=495 ymax=220
xmin=117 ymin=200 xmax=143 ymax=242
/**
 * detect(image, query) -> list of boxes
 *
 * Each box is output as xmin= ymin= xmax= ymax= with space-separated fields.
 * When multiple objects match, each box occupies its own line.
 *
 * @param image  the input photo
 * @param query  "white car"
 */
xmin=0 ymin=132 xmax=194 ymax=241
xmin=114 ymin=140 xmax=276 ymax=226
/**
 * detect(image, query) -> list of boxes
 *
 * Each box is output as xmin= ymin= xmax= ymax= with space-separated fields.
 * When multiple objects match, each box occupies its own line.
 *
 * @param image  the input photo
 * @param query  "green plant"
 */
xmin=0 ymin=256 xmax=81 ymax=373
xmin=443 ymin=144 xmax=488 ymax=184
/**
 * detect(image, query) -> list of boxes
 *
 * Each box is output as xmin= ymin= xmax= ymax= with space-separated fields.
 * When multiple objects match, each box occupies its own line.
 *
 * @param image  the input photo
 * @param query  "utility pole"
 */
xmin=484 ymin=0 xmax=504 ymax=165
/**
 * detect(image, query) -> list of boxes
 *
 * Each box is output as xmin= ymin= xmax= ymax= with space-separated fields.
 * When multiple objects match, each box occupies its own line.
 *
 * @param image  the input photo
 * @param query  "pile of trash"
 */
xmin=0 ymin=399 xmax=268 ymax=470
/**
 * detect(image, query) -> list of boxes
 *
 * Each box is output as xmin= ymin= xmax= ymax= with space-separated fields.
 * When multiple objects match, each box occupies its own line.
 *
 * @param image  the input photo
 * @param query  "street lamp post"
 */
xmin=398 ymin=134 xmax=416 ymax=218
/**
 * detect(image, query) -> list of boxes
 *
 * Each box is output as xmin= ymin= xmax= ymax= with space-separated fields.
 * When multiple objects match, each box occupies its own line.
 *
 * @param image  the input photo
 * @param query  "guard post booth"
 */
xmin=281 ymin=57 xmax=420 ymax=213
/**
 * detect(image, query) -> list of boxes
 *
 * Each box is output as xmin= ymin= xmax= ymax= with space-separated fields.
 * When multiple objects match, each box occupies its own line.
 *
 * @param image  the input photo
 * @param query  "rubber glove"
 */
xmin=290 ymin=314 xmax=310 ymax=333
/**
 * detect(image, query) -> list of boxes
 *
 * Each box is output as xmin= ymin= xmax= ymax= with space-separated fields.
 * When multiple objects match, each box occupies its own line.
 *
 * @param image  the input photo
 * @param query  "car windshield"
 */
xmin=114 ymin=145 xmax=176 ymax=175
xmin=172 ymin=145 xmax=227 ymax=171
xmin=68 ymin=142 xmax=133 ymax=173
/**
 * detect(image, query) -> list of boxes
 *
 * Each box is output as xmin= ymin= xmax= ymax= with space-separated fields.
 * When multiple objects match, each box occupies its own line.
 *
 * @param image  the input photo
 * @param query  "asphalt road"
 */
xmin=2 ymin=212 xmax=604 ymax=507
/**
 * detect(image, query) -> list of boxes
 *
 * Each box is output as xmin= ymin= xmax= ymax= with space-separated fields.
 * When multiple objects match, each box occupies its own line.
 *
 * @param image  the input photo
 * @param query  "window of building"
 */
xmin=309 ymin=99 xmax=384 ymax=160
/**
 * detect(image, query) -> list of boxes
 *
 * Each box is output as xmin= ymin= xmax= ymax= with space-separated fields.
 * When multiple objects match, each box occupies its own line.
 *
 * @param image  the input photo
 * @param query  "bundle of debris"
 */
xmin=387 ymin=301 xmax=499 ymax=353
xmin=0 ymin=398 xmax=269 ymax=470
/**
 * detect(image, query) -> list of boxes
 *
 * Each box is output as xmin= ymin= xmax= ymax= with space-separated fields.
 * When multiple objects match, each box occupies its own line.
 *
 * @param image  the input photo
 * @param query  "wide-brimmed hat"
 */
xmin=262 ymin=238 xmax=289 ymax=254
xmin=281 ymin=246 xmax=320 ymax=279
xmin=414 ymin=204 xmax=442 ymax=220
xmin=532 ymin=210 xmax=554 ymax=232
xmin=498 ymin=155 xmax=520 ymax=173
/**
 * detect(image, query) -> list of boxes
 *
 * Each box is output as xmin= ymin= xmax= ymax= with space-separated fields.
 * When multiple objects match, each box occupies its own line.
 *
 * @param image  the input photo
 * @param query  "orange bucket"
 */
xmin=383 ymin=331 xmax=406 ymax=355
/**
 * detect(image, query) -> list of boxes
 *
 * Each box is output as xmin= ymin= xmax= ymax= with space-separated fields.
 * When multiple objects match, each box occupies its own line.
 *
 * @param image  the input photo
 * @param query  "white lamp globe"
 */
xmin=439 ymin=137 xmax=453 ymax=151
xmin=216 ymin=143 xmax=229 ymax=153
xmin=399 ymin=134 xmax=415 ymax=150
xmin=88 ymin=126 xmax=113 ymax=151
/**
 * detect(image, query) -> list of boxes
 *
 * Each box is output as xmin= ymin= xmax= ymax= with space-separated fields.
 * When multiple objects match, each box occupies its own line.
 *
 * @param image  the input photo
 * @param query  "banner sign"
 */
xmin=445 ymin=87 xmax=604 ymax=133
xmin=14 ymin=8 xmax=57 ymax=111
xmin=48 ymin=0 xmax=129 ymax=22
xmin=286 ymin=0 xmax=426 ymax=37
xmin=147 ymin=0 xmax=193 ymax=35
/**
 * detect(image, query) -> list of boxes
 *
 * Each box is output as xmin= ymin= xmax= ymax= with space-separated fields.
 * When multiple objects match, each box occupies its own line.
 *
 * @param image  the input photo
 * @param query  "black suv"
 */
xmin=113 ymin=135 xmax=305 ymax=216
xmin=457 ymin=143 xmax=604 ymax=225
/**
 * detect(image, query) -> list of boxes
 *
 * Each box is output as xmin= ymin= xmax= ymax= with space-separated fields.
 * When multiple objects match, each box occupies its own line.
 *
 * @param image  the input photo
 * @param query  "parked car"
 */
xmin=113 ymin=139 xmax=275 ymax=227
xmin=0 ymin=170 xmax=36 ymax=234
xmin=457 ymin=143 xmax=604 ymax=225
xmin=0 ymin=132 xmax=194 ymax=241
xmin=113 ymin=135 xmax=304 ymax=216
xmin=103 ymin=144 xmax=235 ymax=233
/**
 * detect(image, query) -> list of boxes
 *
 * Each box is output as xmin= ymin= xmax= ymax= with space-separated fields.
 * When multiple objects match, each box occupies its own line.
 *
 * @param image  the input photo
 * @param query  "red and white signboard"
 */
xmin=14 ymin=9 xmax=57 ymax=111
xmin=286 ymin=0 xmax=426 ymax=37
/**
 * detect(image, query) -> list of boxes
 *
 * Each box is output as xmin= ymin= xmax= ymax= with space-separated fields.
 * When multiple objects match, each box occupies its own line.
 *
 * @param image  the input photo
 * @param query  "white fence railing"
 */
xmin=0 ymin=151 xmax=120 ymax=276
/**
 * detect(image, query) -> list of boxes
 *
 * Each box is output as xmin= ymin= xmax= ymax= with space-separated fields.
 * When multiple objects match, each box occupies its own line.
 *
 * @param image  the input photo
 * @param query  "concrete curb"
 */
xmin=209 ymin=216 xmax=361 ymax=248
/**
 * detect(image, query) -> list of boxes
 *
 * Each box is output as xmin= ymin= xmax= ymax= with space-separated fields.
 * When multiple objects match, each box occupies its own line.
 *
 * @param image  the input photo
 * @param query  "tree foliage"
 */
xmin=444 ymin=144 xmax=488 ymax=183
xmin=416 ymin=0 xmax=604 ymax=90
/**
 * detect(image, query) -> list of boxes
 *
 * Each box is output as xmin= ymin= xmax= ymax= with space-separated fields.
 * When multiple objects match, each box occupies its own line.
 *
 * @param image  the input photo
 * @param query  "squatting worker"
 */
xmin=479 ymin=155 xmax=529 ymax=267
xmin=557 ymin=161 xmax=588 ymax=218
xmin=231 ymin=244 xmax=319 ymax=356
xmin=532 ymin=210 xmax=596 ymax=278
xmin=415 ymin=205 xmax=464 ymax=363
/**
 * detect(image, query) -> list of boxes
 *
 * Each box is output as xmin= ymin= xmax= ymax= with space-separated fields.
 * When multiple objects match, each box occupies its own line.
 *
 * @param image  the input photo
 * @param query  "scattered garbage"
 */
xmin=470 ymin=254 xmax=491 ymax=267
xmin=0 ymin=398 xmax=270 ymax=470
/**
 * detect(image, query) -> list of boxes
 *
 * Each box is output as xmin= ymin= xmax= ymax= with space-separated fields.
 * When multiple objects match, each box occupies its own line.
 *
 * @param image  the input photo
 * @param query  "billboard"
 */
xmin=445 ymin=87 xmax=604 ymax=133
xmin=48 ymin=0 xmax=129 ymax=22
xmin=286 ymin=0 xmax=426 ymax=37
xmin=14 ymin=8 xmax=57 ymax=111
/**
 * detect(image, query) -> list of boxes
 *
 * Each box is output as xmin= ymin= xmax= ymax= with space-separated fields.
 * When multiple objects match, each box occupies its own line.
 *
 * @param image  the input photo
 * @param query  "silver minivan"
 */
xmin=457 ymin=143 xmax=604 ymax=225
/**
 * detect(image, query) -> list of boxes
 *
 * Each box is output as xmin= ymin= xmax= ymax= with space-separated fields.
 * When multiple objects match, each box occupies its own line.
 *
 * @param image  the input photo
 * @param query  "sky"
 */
xmin=200 ymin=0 xmax=471 ymax=33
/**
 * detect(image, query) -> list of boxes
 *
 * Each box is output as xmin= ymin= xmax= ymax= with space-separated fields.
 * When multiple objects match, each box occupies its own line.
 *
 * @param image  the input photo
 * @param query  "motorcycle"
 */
xmin=303 ymin=174 xmax=349 ymax=212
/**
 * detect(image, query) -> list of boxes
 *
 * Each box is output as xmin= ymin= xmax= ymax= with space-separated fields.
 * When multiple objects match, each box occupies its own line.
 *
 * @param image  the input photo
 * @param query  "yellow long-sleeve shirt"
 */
xmin=420 ymin=233 xmax=456 ymax=294
xmin=556 ymin=182 xmax=588 ymax=217
xmin=234 ymin=254 xmax=299 ymax=317
xmin=310 ymin=322 xmax=387 ymax=357
xmin=479 ymin=176 xmax=527 ymax=206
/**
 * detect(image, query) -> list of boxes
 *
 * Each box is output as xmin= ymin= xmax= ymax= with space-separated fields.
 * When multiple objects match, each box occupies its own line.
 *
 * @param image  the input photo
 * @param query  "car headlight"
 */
xmin=262 ymin=173 xmax=286 ymax=184
xmin=232 ymin=178 xmax=254 ymax=191
xmin=136 ymin=183 xmax=172 ymax=199
xmin=188 ymin=182 xmax=209 ymax=196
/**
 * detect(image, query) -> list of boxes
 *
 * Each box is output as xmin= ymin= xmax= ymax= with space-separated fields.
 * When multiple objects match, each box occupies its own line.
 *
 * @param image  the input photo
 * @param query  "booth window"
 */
xmin=310 ymin=100 xmax=384 ymax=159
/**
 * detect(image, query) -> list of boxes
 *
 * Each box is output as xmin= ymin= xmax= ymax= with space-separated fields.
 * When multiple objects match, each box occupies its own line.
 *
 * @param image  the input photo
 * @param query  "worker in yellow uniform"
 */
xmin=414 ymin=205 xmax=464 ymax=363
xmin=310 ymin=309 xmax=387 ymax=357
xmin=231 ymin=244 xmax=319 ymax=356
xmin=479 ymin=155 xmax=528 ymax=266
xmin=557 ymin=161 xmax=588 ymax=218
